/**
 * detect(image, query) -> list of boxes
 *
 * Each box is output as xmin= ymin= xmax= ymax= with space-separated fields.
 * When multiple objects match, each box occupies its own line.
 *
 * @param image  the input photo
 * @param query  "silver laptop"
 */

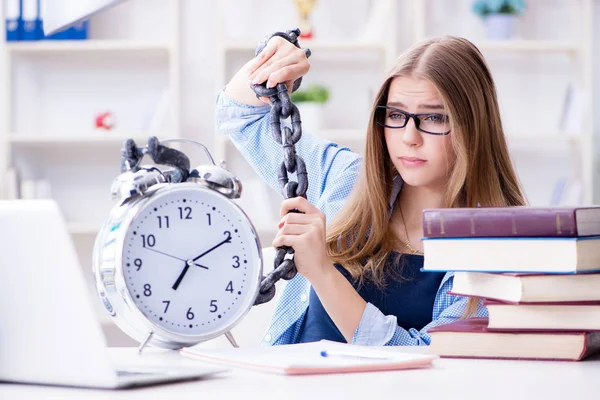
xmin=0 ymin=200 xmax=226 ymax=389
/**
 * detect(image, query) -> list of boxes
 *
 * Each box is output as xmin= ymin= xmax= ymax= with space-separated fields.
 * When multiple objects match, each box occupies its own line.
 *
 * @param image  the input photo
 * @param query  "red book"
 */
xmin=428 ymin=318 xmax=600 ymax=361
xmin=422 ymin=206 xmax=600 ymax=238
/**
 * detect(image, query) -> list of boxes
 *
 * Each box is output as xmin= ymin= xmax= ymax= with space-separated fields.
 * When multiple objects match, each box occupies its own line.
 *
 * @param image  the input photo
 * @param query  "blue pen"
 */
xmin=320 ymin=350 xmax=391 ymax=360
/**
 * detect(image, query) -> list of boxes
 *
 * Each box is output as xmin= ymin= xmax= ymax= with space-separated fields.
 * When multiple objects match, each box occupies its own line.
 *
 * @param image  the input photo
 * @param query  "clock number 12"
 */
xmin=178 ymin=207 xmax=192 ymax=220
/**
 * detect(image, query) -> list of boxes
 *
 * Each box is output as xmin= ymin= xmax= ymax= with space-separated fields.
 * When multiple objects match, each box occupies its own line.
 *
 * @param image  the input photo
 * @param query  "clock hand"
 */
xmin=192 ymin=232 xmax=232 ymax=262
xmin=172 ymin=260 xmax=196 ymax=291
xmin=172 ymin=233 xmax=232 ymax=291
xmin=145 ymin=247 xmax=208 ymax=269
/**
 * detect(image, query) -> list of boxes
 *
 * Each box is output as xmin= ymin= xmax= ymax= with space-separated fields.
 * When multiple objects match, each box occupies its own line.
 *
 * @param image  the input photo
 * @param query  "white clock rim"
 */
xmin=99 ymin=182 xmax=264 ymax=348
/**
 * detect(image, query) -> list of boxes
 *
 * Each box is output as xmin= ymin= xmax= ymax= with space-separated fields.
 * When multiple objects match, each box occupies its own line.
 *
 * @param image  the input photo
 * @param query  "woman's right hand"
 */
xmin=224 ymin=36 xmax=311 ymax=106
xmin=246 ymin=36 xmax=311 ymax=94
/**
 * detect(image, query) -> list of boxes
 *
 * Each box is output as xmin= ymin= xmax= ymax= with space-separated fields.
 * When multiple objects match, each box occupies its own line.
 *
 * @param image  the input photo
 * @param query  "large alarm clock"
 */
xmin=92 ymin=140 xmax=263 ymax=350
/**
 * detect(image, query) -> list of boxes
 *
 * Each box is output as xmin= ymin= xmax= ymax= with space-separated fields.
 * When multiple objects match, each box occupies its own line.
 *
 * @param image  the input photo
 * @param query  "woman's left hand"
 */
xmin=272 ymin=197 xmax=332 ymax=281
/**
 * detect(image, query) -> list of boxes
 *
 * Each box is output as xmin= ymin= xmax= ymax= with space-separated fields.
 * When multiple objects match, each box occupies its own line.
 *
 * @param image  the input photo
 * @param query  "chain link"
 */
xmin=251 ymin=29 xmax=310 ymax=306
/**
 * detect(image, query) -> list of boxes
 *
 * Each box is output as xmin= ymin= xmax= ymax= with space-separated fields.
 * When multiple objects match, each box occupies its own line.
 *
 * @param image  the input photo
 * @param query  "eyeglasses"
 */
xmin=375 ymin=105 xmax=451 ymax=136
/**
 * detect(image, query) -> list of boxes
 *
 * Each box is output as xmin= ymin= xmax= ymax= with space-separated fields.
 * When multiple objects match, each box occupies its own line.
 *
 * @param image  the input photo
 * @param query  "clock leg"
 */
xmin=137 ymin=331 xmax=154 ymax=354
xmin=224 ymin=331 xmax=239 ymax=348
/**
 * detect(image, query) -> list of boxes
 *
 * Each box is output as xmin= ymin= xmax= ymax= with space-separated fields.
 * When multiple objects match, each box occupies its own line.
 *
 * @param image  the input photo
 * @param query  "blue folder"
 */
xmin=21 ymin=0 xmax=43 ymax=40
xmin=5 ymin=0 xmax=22 ymax=41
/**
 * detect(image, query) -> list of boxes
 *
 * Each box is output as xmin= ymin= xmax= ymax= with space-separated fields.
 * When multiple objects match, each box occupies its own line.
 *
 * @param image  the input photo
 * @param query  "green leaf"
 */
xmin=291 ymin=85 xmax=330 ymax=104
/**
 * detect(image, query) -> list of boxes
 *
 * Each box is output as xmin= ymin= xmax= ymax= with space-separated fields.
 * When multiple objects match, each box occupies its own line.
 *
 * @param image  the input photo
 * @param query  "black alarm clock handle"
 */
xmin=146 ymin=136 xmax=191 ymax=182
xmin=119 ymin=136 xmax=192 ymax=183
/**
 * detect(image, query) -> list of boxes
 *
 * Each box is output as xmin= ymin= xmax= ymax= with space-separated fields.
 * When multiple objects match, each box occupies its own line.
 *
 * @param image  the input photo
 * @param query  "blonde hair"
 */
xmin=325 ymin=36 xmax=527 ymax=317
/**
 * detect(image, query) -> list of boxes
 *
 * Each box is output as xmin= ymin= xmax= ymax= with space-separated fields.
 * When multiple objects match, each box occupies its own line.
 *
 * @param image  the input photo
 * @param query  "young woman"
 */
xmin=217 ymin=35 xmax=526 ymax=346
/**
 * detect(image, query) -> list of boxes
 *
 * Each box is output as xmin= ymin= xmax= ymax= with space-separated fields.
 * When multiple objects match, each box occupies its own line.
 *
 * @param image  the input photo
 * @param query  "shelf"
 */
xmin=219 ymin=128 xmax=367 ymax=144
xmin=323 ymin=131 xmax=580 ymax=143
xmin=506 ymin=134 xmax=581 ymax=143
xmin=17 ymin=130 xmax=576 ymax=148
xmin=222 ymin=39 xmax=577 ymax=54
xmin=9 ymin=132 xmax=167 ymax=147
xmin=6 ymin=40 xmax=172 ymax=55
xmin=475 ymin=40 xmax=580 ymax=53
xmin=222 ymin=39 xmax=387 ymax=53
xmin=220 ymin=130 xmax=580 ymax=149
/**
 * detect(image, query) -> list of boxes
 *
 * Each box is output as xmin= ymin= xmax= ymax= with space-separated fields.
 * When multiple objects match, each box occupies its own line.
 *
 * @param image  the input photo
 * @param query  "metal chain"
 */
xmin=251 ymin=29 xmax=311 ymax=306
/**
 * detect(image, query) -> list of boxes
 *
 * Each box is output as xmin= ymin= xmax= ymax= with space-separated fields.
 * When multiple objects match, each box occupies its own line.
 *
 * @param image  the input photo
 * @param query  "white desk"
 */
xmin=1 ymin=347 xmax=599 ymax=399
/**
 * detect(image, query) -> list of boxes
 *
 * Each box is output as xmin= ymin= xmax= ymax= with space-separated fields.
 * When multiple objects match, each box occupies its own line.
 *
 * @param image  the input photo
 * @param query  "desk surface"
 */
xmin=2 ymin=347 xmax=600 ymax=399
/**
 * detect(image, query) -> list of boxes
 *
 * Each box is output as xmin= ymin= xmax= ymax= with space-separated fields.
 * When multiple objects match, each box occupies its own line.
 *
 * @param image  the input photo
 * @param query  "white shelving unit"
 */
xmin=8 ymin=132 xmax=161 ymax=145
xmin=0 ymin=0 xmax=181 ymax=342
xmin=221 ymin=40 xmax=390 ymax=53
xmin=5 ymin=39 xmax=172 ymax=53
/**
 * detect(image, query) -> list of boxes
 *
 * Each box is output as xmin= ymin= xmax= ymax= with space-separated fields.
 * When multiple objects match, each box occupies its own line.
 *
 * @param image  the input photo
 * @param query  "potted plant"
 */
xmin=290 ymin=84 xmax=330 ymax=133
xmin=472 ymin=0 xmax=526 ymax=40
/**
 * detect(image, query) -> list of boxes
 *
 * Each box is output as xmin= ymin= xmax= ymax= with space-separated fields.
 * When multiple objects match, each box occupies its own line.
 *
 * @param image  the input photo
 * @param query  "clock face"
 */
xmin=121 ymin=185 xmax=262 ymax=337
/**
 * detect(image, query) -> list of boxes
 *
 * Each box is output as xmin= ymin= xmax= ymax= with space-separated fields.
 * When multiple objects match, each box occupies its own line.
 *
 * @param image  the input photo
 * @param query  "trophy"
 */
xmin=294 ymin=0 xmax=317 ymax=39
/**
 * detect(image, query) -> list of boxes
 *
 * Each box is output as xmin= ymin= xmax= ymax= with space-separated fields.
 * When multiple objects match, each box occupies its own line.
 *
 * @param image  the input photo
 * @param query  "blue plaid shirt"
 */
xmin=215 ymin=91 xmax=488 ymax=346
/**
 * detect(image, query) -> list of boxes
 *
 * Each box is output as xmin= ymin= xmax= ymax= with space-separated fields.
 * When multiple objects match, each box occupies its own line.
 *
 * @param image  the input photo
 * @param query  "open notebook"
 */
xmin=180 ymin=340 xmax=437 ymax=375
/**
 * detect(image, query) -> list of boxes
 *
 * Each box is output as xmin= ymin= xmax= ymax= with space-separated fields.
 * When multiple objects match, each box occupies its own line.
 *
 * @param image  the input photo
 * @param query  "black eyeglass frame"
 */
xmin=375 ymin=105 xmax=452 ymax=136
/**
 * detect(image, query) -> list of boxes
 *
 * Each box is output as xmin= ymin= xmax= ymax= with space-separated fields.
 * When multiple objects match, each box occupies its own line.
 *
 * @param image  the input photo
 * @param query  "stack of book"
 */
xmin=421 ymin=206 xmax=600 ymax=361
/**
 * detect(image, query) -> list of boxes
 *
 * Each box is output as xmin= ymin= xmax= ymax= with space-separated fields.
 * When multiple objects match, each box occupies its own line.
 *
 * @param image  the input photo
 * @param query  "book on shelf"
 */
xmin=484 ymin=300 xmax=600 ymax=331
xmin=428 ymin=318 xmax=600 ymax=362
xmin=422 ymin=236 xmax=600 ymax=274
xmin=449 ymin=271 xmax=600 ymax=304
xmin=422 ymin=206 xmax=600 ymax=238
